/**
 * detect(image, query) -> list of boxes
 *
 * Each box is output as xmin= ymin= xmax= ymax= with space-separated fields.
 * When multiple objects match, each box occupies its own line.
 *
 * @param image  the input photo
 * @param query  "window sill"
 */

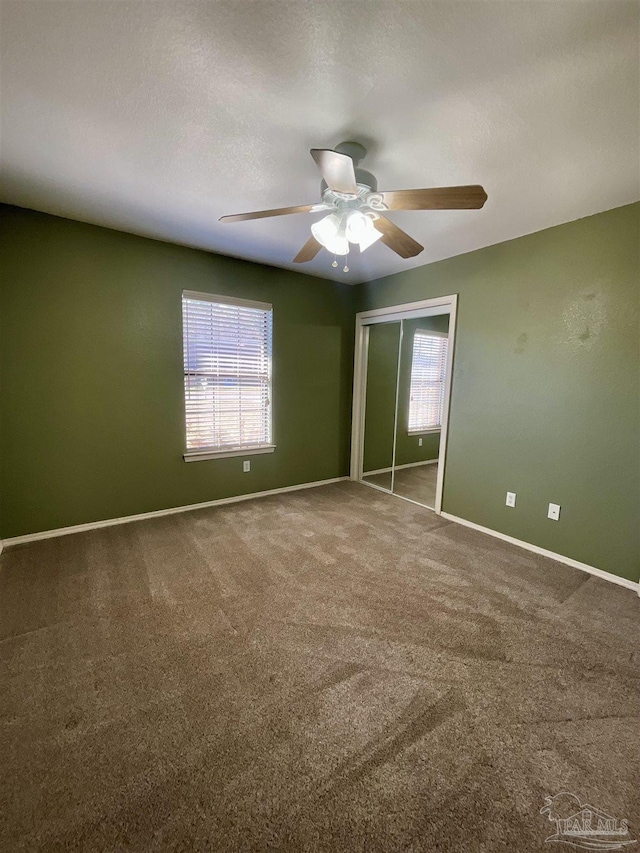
xmin=183 ymin=445 xmax=276 ymax=463
xmin=407 ymin=428 xmax=441 ymax=436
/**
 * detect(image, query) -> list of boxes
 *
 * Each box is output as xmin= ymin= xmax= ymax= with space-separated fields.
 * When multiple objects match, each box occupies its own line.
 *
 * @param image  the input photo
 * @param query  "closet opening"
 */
xmin=350 ymin=296 xmax=457 ymax=514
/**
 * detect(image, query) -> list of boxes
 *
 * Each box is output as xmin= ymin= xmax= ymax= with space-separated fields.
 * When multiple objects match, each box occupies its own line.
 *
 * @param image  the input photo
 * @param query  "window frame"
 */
xmin=406 ymin=329 xmax=449 ymax=436
xmin=182 ymin=290 xmax=275 ymax=462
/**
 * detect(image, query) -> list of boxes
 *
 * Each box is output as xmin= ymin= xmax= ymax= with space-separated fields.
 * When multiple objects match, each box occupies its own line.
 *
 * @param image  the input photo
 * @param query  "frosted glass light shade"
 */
xmin=345 ymin=210 xmax=382 ymax=250
xmin=357 ymin=219 xmax=383 ymax=251
xmin=312 ymin=213 xmax=349 ymax=255
xmin=345 ymin=211 xmax=369 ymax=242
xmin=311 ymin=213 xmax=340 ymax=246
xmin=324 ymin=234 xmax=350 ymax=255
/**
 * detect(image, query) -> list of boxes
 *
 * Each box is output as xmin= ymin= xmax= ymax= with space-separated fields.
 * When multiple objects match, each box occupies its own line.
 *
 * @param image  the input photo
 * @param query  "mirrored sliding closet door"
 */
xmin=358 ymin=309 xmax=452 ymax=511
xmin=392 ymin=315 xmax=450 ymax=510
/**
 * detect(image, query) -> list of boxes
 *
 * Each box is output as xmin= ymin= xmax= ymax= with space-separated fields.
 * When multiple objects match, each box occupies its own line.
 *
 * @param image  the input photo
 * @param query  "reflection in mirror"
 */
xmin=393 ymin=314 xmax=450 ymax=508
xmin=361 ymin=321 xmax=401 ymax=492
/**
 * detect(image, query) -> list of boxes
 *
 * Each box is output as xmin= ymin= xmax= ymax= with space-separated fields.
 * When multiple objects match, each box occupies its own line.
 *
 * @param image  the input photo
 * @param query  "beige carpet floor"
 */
xmin=1 ymin=481 xmax=638 ymax=852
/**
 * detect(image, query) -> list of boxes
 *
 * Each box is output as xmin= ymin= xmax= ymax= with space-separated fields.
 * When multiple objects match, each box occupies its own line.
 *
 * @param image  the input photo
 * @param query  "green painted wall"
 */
xmin=358 ymin=203 xmax=640 ymax=582
xmin=0 ymin=205 xmax=355 ymax=538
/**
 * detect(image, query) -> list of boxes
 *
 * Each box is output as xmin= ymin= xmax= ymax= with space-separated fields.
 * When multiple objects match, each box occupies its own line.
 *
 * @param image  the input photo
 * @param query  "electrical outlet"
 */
xmin=418 ymin=437 xmax=423 ymax=447
xmin=243 ymin=460 xmax=251 ymax=473
xmin=548 ymin=502 xmax=561 ymax=521
xmin=505 ymin=492 xmax=516 ymax=508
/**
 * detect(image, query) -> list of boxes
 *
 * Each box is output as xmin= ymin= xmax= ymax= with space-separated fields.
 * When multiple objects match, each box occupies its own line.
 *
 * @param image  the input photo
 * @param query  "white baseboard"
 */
xmin=440 ymin=511 xmax=640 ymax=594
xmin=363 ymin=459 xmax=438 ymax=477
xmin=5 ymin=483 xmax=637 ymax=599
xmin=1 ymin=477 xmax=349 ymax=549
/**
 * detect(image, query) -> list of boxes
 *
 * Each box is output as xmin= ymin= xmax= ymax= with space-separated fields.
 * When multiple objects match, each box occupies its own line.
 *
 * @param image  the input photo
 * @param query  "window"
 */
xmin=407 ymin=331 xmax=448 ymax=433
xmin=182 ymin=291 xmax=274 ymax=461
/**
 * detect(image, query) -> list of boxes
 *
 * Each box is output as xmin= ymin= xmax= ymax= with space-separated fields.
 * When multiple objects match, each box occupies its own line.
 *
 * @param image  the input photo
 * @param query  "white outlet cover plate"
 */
xmin=506 ymin=492 xmax=516 ymax=507
xmin=548 ymin=503 xmax=561 ymax=520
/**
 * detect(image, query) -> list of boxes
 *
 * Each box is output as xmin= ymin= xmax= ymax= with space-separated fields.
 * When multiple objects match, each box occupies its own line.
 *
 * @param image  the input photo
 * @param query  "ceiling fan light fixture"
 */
xmin=220 ymin=144 xmax=486 ymax=269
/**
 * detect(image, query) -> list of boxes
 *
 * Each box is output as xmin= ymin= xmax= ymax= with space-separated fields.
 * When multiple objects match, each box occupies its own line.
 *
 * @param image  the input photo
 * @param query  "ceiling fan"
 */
xmin=219 ymin=142 xmax=487 ymax=272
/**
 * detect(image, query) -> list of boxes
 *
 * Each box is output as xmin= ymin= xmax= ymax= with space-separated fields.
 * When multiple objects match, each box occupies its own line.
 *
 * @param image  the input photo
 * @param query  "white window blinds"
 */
xmin=182 ymin=291 xmax=273 ymax=456
xmin=407 ymin=332 xmax=448 ymax=433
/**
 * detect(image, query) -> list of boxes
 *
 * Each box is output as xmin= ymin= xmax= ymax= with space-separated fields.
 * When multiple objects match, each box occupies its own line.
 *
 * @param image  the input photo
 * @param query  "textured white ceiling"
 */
xmin=1 ymin=1 xmax=638 ymax=284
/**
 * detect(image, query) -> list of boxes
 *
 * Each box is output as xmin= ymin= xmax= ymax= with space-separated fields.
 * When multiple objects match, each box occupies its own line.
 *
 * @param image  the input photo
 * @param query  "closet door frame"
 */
xmin=350 ymin=295 xmax=458 ymax=515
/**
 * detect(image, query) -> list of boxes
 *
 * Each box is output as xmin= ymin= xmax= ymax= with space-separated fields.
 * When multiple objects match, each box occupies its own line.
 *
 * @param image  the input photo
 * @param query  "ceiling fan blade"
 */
xmin=293 ymin=235 xmax=322 ymax=263
xmin=310 ymin=149 xmax=358 ymax=195
xmin=374 ymin=216 xmax=424 ymax=259
xmin=380 ymin=185 xmax=488 ymax=211
xmin=219 ymin=204 xmax=315 ymax=223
